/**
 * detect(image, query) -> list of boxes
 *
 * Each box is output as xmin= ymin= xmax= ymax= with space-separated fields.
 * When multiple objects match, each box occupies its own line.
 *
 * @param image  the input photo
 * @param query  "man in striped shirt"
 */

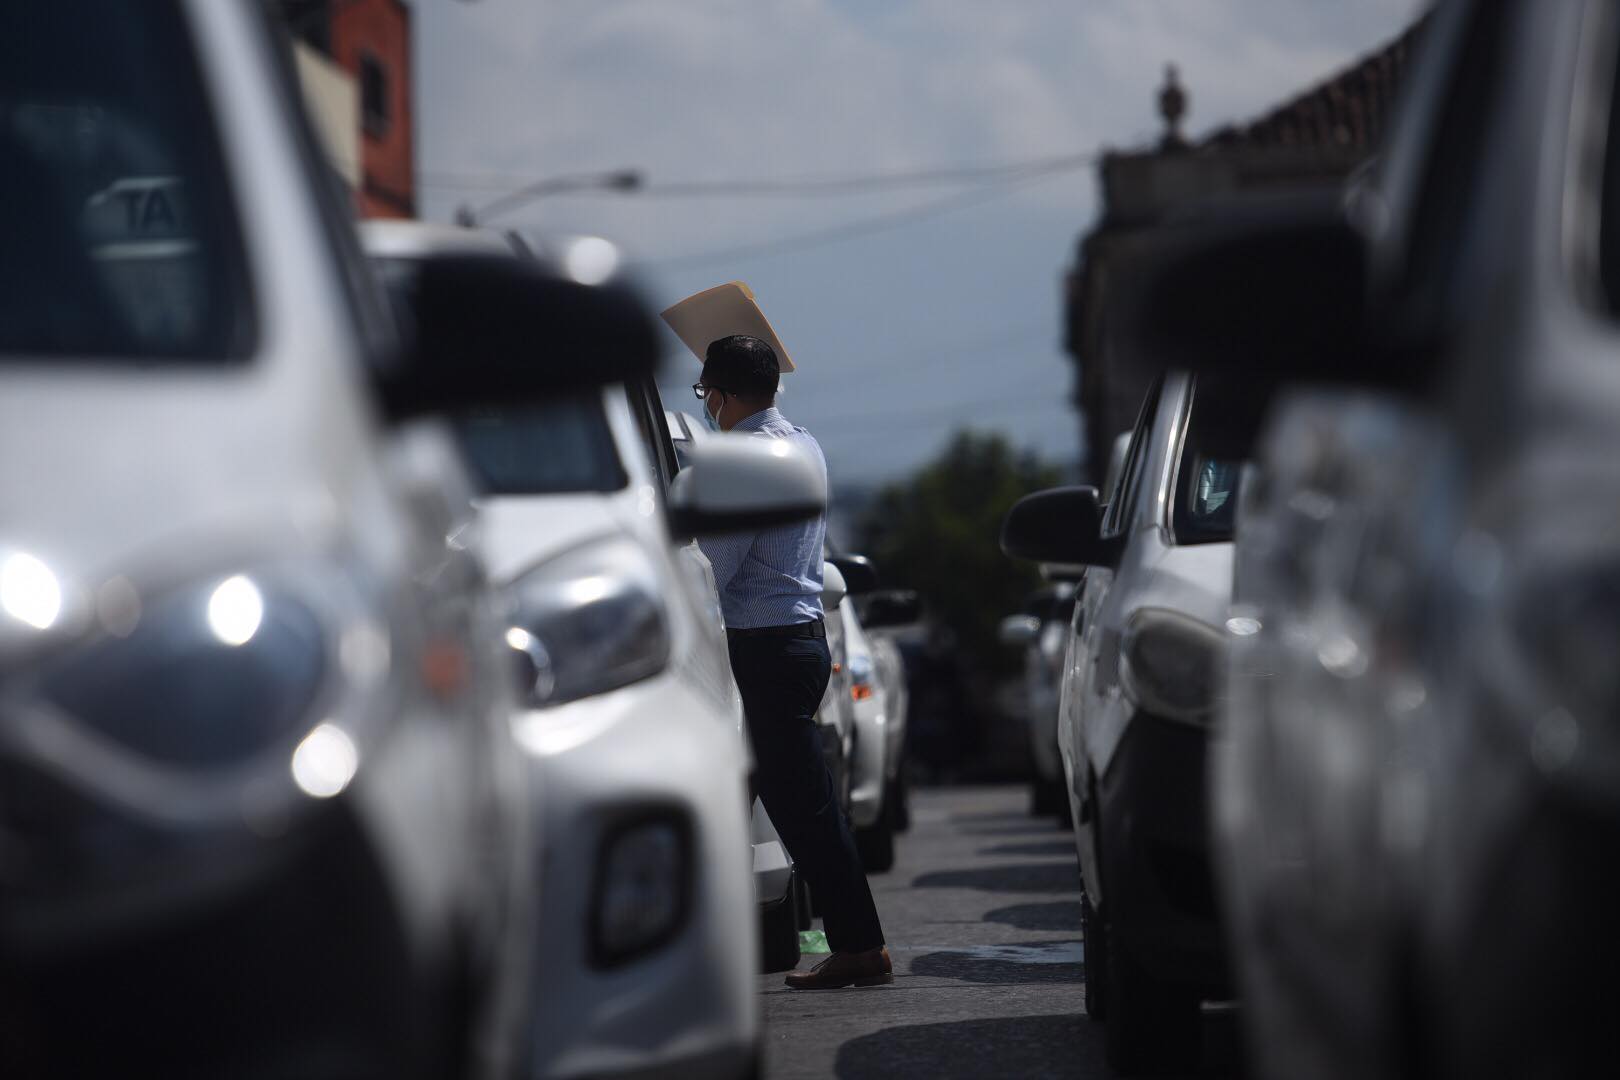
xmin=696 ymin=335 xmax=890 ymax=990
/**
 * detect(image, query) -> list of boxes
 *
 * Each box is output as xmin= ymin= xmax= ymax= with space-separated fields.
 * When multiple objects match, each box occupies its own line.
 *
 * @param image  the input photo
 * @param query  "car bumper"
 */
xmin=883 ymin=708 xmax=906 ymax=781
xmin=750 ymin=799 xmax=792 ymax=907
xmin=1029 ymin=702 xmax=1063 ymax=784
xmin=510 ymin=671 xmax=758 ymax=1080
xmin=1099 ymin=712 xmax=1227 ymax=993
xmin=849 ymin=703 xmax=887 ymax=828
xmin=0 ymin=800 xmax=450 ymax=1079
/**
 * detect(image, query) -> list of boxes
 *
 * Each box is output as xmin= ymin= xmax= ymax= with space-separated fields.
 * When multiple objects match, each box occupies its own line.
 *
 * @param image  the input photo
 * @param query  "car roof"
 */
xmin=358 ymin=219 xmax=516 ymax=259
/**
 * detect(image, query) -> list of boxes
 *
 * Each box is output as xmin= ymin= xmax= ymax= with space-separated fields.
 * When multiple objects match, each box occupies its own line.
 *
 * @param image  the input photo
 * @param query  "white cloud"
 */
xmin=421 ymin=1 xmax=1418 ymax=240
xmin=416 ymin=1 xmax=1422 ymax=482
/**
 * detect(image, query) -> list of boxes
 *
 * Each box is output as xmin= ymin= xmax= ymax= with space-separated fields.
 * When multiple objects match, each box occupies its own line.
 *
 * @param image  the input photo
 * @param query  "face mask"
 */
xmin=703 ymin=391 xmax=724 ymax=432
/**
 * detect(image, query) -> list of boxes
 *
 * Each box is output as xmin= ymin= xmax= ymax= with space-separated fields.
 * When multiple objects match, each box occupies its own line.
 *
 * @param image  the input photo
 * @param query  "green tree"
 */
xmin=857 ymin=430 xmax=1063 ymax=674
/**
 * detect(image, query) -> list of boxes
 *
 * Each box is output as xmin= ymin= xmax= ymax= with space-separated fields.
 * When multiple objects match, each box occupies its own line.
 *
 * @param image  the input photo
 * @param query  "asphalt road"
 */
xmin=757 ymin=784 xmax=1242 ymax=1079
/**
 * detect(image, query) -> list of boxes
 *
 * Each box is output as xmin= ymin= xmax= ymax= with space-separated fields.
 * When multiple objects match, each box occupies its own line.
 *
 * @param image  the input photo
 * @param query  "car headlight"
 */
xmin=0 ymin=568 xmax=391 ymax=894
xmin=502 ymin=537 xmax=671 ymax=708
xmin=1118 ymin=607 xmax=1225 ymax=725
xmin=35 ymin=575 xmax=327 ymax=767
xmin=590 ymin=811 xmax=690 ymax=966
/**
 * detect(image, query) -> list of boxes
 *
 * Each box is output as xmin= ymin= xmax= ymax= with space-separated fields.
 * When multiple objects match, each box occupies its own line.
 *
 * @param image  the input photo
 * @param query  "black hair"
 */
xmin=701 ymin=334 xmax=779 ymax=399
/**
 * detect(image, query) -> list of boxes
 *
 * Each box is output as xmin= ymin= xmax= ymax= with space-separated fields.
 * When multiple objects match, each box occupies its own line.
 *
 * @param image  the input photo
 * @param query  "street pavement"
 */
xmin=757 ymin=784 xmax=1242 ymax=1079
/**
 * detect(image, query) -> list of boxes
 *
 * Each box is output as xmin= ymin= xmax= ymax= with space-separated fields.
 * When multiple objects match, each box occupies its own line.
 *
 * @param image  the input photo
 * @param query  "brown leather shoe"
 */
xmin=784 ymin=947 xmax=893 ymax=989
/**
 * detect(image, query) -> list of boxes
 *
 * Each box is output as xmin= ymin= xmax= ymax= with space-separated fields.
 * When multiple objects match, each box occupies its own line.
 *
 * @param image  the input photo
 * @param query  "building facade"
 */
xmin=1064 ymin=20 xmax=1426 ymax=476
xmin=280 ymin=0 xmax=416 ymax=219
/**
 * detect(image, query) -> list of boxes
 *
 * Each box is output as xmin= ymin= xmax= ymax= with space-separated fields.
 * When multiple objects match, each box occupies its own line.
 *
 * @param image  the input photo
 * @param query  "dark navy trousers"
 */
xmin=728 ymin=632 xmax=885 ymax=954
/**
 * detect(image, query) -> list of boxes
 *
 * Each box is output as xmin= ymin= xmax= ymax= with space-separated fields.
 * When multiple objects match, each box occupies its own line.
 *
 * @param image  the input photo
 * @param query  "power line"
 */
xmin=810 ymin=390 xmax=1074 ymax=434
xmin=640 ymin=161 xmax=1083 ymax=270
xmin=420 ymin=150 xmax=1097 ymax=198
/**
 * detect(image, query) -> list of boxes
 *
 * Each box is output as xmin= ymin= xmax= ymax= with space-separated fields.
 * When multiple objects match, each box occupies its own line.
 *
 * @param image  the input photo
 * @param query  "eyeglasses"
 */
xmin=692 ymin=382 xmax=728 ymax=400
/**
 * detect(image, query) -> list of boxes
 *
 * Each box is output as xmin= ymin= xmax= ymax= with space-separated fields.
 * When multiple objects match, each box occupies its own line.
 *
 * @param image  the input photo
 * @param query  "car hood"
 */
xmin=474 ymin=493 xmax=630 ymax=585
xmin=0 ymin=375 xmax=387 ymax=652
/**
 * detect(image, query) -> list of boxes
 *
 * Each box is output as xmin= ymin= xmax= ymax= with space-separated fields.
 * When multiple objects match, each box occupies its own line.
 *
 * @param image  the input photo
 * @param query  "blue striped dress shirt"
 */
xmin=698 ymin=407 xmax=827 ymax=629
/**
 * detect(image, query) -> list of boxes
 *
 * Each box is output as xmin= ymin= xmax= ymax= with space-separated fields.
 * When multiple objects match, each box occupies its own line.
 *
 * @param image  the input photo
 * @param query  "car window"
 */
xmin=666 ymin=413 xmax=695 ymax=472
xmin=622 ymin=377 xmax=678 ymax=491
xmin=0 ymin=1 xmax=252 ymax=361
xmin=1171 ymin=376 xmax=1257 ymax=544
xmin=1102 ymin=376 xmax=1164 ymax=538
xmin=1176 ymin=457 xmax=1241 ymax=542
xmin=454 ymin=396 xmax=625 ymax=496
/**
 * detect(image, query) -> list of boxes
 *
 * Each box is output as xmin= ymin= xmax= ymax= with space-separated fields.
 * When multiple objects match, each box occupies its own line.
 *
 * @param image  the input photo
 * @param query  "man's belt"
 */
xmin=726 ymin=618 xmax=826 ymax=640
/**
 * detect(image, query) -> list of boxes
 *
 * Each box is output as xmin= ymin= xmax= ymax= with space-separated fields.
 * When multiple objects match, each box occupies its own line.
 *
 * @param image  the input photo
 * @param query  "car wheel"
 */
xmin=794 ymin=873 xmax=814 ymax=931
xmin=1031 ymin=777 xmax=1065 ymax=818
xmin=1081 ymin=888 xmax=1106 ymax=1020
xmin=855 ymin=813 xmax=895 ymax=873
xmin=759 ymin=872 xmax=803 ymax=973
xmin=888 ymin=771 xmax=911 ymax=833
xmin=1053 ymin=785 xmax=1073 ymax=829
xmin=1103 ymin=918 xmax=1201 ymax=1075
xmin=837 ymin=743 xmax=854 ymax=815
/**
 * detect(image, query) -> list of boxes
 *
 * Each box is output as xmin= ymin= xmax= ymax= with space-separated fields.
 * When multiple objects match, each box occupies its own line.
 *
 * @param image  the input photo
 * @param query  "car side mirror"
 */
xmin=859 ymin=589 xmax=920 ymax=629
xmin=828 ymin=555 xmax=878 ymax=596
xmin=998 ymin=614 xmax=1041 ymax=648
xmin=1001 ymin=486 xmax=1121 ymax=568
xmin=371 ymin=252 xmax=660 ymax=422
xmin=1115 ymin=192 xmax=1420 ymax=393
xmin=666 ymin=435 xmax=827 ymax=538
xmin=821 ymin=561 xmax=847 ymax=613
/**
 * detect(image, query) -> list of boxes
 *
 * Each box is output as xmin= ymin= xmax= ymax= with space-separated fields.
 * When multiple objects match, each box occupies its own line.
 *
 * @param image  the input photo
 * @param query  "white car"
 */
xmin=1003 ymin=371 xmax=1246 ymax=1073
xmin=367 ymin=223 xmax=827 ymax=1079
xmin=1127 ymin=2 xmax=1620 ymax=1076
xmin=0 ymin=4 xmax=657 ymax=1076
xmin=1001 ymin=433 xmax=1129 ymax=823
xmin=999 ymin=583 xmax=1078 ymax=820
xmin=860 ymin=592 xmax=919 ymax=833
xmin=837 ymin=571 xmax=911 ymax=872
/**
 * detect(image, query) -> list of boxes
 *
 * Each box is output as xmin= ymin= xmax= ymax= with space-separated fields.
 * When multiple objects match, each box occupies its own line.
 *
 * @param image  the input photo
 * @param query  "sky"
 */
xmin=416 ymin=0 xmax=1424 ymax=489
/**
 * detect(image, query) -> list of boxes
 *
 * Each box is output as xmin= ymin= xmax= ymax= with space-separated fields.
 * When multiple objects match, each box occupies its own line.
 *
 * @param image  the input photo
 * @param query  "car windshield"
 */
xmin=1173 ymin=376 xmax=1261 ymax=543
xmin=455 ymin=398 xmax=626 ymax=496
xmin=0 ymin=1 xmax=252 ymax=361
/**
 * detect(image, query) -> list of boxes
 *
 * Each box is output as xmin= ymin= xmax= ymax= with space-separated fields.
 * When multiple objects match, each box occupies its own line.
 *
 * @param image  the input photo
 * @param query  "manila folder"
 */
xmin=659 ymin=281 xmax=796 ymax=371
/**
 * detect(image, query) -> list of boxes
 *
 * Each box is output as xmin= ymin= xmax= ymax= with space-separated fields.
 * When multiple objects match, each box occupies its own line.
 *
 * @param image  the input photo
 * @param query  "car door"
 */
xmin=621 ymin=379 xmax=742 ymax=725
xmin=819 ymin=553 xmax=856 ymax=765
xmin=1062 ymin=376 xmax=1166 ymax=888
xmin=1077 ymin=378 xmax=1171 ymax=753
xmin=1414 ymin=9 xmax=1620 ymax=1075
